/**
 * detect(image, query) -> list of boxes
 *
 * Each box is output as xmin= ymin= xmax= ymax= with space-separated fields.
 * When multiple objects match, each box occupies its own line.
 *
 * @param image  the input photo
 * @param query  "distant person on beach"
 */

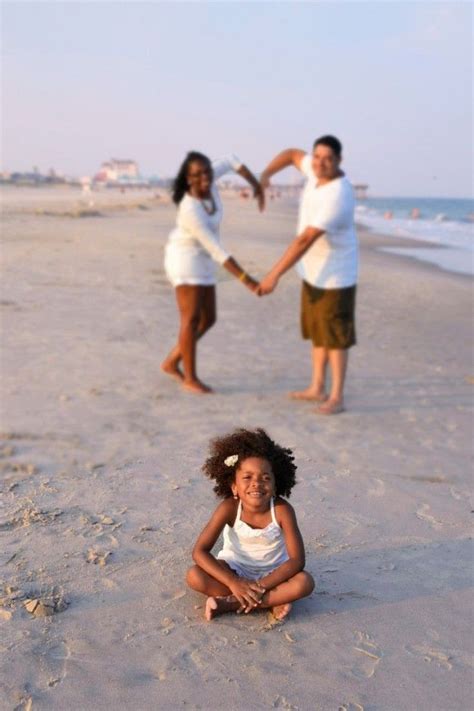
xmin=162 ymin=151 xmax=263 ymax=394
xmin=258 ymin=135 xmax=358 ymax=415
xmin=186 ymin=428 xmax=314 ymax=621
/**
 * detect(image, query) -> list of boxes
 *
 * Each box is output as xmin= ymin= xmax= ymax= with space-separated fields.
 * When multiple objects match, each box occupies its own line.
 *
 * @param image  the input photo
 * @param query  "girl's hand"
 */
xmin=229 ymin=578 xmax=266 ymax=613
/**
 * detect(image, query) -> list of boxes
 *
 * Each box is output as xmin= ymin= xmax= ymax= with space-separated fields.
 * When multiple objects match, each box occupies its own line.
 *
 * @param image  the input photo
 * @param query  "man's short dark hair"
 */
xmin=313 ymin=135 xmax=342 ymax=158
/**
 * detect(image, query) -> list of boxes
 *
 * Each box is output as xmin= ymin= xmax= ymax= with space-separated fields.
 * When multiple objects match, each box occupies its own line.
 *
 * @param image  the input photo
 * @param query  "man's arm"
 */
xmin=257 ymin=226 xmax=324 ymax=295
xmin=260 ymin=149 xmax=306 ymax=189
xmin=236 ymin=164 xmax=265 ymax=211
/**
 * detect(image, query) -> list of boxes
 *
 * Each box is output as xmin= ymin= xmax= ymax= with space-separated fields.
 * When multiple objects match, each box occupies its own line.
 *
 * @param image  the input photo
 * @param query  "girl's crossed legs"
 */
xmin=186 ymin=561 xmax=315 ymax=621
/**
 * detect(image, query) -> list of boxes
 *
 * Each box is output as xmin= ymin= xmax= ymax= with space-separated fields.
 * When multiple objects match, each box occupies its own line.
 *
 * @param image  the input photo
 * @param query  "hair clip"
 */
xmin=224 ymin=454 xmax=239 ymax=467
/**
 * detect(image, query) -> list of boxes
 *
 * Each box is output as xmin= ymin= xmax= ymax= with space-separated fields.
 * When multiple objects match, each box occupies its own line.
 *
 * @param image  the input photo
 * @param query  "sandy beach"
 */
xmin=1 ymin=187 xmax=472 ymax=711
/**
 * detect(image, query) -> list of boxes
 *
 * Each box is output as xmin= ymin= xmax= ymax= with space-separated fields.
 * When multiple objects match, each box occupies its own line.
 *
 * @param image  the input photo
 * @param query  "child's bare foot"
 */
xmin=160 ymin=358 xmax=184 ymax=383
xmin=289 ymin=388 xmax=328 ymax=402
xmin=271 ymin=603 xmax=292 ymax=621
xmin=182 ymin=379 xmax=213 ymax=395
xmin=205 ymin=595 xmax=239 ymax=621
xmin=315 ymin=399 xmax=345 ymax=415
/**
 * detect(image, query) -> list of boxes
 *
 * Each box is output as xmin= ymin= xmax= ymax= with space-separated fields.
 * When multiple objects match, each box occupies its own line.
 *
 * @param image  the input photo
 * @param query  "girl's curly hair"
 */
xmin=203 ymin=428 xmax=297 ymax=499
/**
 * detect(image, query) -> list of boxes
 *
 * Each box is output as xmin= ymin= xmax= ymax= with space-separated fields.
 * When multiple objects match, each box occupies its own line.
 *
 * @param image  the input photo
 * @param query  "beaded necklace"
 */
xmin=200 ymin=193 xmax=217 ymax=216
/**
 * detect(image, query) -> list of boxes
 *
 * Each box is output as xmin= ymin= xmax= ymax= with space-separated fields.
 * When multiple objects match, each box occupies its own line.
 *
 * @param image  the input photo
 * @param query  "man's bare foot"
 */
xmin=315 ymin=399 xmax=345 ymax=415
xmin=182 ymin=379 xmax=213 ymax=395
xmin=289 ymin=388 xmax=328 ymax=402
xmin=205 ymin=595 xmax=239 ymax=621
xmin=160 ymin=359 xmax=184 ymax=383
xmin=271 ymin=603 xmax=292 ymax=621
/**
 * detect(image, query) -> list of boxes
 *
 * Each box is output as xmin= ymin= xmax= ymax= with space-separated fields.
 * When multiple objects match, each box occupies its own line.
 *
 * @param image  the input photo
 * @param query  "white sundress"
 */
xmin=216 ymin=498 xmax=289 ymax=579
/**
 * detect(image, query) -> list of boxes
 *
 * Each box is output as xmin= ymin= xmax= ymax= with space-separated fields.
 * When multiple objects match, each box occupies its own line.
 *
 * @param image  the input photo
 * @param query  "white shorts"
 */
xmin=164 ymin=242 xmax=217 ymax=287
xmin=218 ymin=557 xmax=281 ymax=580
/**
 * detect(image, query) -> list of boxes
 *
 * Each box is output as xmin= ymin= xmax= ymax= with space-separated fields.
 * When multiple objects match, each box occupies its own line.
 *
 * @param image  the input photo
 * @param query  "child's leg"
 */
xmin=206 ymin=571 xmax=315 ymax=622
xmin=259 ymin=571 xmax=315 ymax=619
xmin=187 ymin=563 xmax=243 ymax=621
xmin=186 ymin=562 xmax=234 ymax=597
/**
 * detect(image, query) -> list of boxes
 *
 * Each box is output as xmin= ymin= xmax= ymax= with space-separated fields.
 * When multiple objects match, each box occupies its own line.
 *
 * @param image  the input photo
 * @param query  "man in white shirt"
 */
xmin=258 ymin=135 xmax=358 ymax=415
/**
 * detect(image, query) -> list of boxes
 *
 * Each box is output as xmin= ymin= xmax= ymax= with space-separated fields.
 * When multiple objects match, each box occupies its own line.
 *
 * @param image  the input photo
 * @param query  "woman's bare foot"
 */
xmin=315 ymin=399 xmax=345 ymax=415
xmin=289 ymin=388 xmax=328 ymax=402
xmin=160 ymin=358 xmax=184 ymax=383
xmin=270 ymin=603 xmax=292 ymax=621
xmin=182 ymin=379 xmax=213 ymax=395
xmin=205 ymin=595 xmax=239 ymax=621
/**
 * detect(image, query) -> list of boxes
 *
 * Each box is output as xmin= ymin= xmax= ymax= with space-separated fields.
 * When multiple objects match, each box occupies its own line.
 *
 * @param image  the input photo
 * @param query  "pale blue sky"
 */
xmin=2 ymin=1 xmax=472 ymax=197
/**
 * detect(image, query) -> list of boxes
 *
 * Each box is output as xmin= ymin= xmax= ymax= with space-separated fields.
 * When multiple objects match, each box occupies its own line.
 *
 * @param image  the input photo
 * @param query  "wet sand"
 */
xmin=1 ymin=187 xmax=472 ymax=710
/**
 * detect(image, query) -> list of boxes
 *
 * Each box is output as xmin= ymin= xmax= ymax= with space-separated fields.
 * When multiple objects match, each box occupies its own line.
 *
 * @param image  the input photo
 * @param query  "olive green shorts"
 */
xmin=300 ymin=281 xmax=357 ymax=349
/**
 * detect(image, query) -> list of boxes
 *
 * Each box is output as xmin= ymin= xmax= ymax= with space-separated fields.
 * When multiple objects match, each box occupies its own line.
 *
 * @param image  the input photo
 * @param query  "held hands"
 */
xmin=256 ymin=273 xmax=279 ymax=296
xmin=241 ymin=273 xmax=279 ymax=297
xmin=229 ymin=577 xmax=266 ymax=614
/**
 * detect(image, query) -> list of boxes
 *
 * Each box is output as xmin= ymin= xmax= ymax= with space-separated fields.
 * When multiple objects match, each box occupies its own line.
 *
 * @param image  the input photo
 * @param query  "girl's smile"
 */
xmin=232 ymin=457 xmax=275 ymax=509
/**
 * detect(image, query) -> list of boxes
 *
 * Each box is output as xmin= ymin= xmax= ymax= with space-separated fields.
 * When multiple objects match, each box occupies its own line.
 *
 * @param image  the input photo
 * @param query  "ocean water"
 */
xmin=355 ymin=197 xmax=473 ymax=275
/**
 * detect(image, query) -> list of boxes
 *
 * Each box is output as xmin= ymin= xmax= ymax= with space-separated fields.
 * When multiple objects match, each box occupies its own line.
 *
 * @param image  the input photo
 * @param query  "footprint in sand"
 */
xmin=13 ymin=696 xmax=33 ymax=711
xmin=0 ymin=506 xmax=62 ymax=531
xmin=405 ymin=642 xmax=454 ymax=670
xmin=86 ymin=548 xmax=112 ymax=567
xmin=272 ymin=695 xmax=298 ymax=709
xmin=368 ymin=478 xmax=385 ymax=497
xmin=449 ymin=486 xmax=470 ymax=502
xmin=161 ymin=617 xmax=175 ymax=636
xmin=33 ymin=638 xmax=70 ymax=690
xmin=405 ymin=630 xmax=460 ymax=671
xmin=352 ymin=631 xmax=383 ymax=679
xmin=415 ymin=504 xmax=444 ymax=529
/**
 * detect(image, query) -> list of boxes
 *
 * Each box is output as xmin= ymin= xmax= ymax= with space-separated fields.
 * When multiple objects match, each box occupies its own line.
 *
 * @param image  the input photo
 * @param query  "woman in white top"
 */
xmin=161 ymin=151 xmax=263 ymax=394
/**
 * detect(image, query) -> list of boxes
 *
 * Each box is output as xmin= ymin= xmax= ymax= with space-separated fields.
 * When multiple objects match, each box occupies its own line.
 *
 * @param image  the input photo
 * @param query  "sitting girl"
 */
xmin=186 ymin=428 xmax=315 ymax=621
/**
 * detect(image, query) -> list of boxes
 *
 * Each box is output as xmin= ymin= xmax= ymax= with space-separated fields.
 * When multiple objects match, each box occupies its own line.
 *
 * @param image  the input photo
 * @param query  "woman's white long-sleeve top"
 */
xmin=164 ymin=155 xmax=242 ymax=286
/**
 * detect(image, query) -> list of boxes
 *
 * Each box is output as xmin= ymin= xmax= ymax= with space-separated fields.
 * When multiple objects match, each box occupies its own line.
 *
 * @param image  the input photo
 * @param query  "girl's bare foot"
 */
xmin=160 ymin=359 xmax=184 ymax=383
xmin=271 ymin=603 xmax=292 ymax=621
xmin=182 ymin=379 xmax=213 ymax=395
xmin=315 ymin=399 xmax=345 ymax=415
xmin=289 ymin=388 xmax=328 ymax=402
xmin=205 ymin=595 xmax=239 ymax=621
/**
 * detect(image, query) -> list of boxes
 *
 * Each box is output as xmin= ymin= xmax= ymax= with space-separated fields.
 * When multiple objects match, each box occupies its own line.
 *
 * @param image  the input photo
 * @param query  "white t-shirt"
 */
xmin=296 ymin=154 xmax=358 ymax=289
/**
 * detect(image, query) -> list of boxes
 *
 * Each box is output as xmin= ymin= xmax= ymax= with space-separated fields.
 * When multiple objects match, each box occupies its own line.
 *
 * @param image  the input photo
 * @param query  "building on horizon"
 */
xmin=94 ymin=159 xmax=143 ymax=186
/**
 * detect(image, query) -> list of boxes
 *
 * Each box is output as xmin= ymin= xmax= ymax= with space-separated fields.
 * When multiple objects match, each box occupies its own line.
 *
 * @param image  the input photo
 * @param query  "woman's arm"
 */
xmin=222 ymin=256 xmax=258 ymax=293
xmin=257 ymin=226 xmax=324 ymax=295
xmin=260 ymin=148 xmax=306 ymax=189
xmin=256 ymin=501 xmax=306 ymax=591
xmin=236 ymin=164 xmax=265 ymax=211
xmin=181 ymin=202 xmax=258 ymax=292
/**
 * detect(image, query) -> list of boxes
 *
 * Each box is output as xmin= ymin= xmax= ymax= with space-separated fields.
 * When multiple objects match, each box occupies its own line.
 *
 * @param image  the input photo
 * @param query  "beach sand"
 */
xmin=1 ymin=188 xmax=472 ymax=710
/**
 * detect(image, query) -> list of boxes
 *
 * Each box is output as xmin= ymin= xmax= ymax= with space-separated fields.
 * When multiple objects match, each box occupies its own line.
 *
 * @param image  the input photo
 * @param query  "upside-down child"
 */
xmin=186 ymin=428 xmax=315 ymax=621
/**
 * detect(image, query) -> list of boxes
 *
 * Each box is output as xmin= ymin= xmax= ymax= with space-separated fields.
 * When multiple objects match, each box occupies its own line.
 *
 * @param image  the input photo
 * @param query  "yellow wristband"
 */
xmin=239 ymin=271 xmax=247 ymax=282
